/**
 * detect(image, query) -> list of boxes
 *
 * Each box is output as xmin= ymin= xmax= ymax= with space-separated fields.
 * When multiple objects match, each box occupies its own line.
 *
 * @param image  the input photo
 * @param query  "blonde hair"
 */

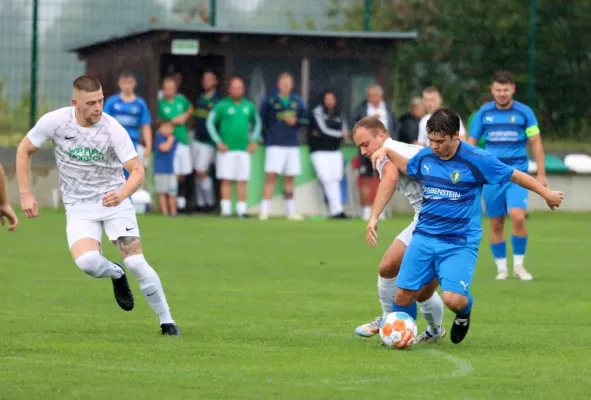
xmin=352 ymin=116 xmax=388 ymax=138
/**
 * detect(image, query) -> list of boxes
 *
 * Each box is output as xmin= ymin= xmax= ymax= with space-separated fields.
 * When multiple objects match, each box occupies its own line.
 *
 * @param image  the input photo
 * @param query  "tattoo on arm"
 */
xmin=116 ymin=236 xmax=142 ymax=257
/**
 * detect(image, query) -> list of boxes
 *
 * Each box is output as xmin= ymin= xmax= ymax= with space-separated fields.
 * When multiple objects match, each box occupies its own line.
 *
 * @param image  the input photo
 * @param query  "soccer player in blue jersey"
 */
xmin=104 ymin=72 xmax=152 ymax=178
xmin=371 ymin=107 xmax=562 ymax=344
xmin=468 ymin=71 xmax=546 ymax=281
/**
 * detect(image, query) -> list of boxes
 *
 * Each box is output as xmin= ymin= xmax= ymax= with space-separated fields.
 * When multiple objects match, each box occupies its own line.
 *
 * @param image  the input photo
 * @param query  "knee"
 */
xmin=394 ymin=288 xmax=416 ymax=307
xmin=265 ymin=173 xmax=276 ymax=184
xmin=74 ymin=250 xmax=103 ymax=278
xmin=509 ymin=209 xmax=526 ymax=228
xmin=490 ymin=218 xmax=505 ymax=234
xmin=378 ymin=261 xmax=398 ymax=279
xmin=442 ymin=291 xmax=468 ymax=313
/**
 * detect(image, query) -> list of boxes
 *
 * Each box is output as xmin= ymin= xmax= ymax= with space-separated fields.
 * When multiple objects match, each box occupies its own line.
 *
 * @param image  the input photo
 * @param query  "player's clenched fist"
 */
xmin=545 ymin=190 xmax=563 ymax=211
xmin=20 ymin=192 xmax=39 ymax=218
xmin=103 ymin=191 xmax=124 ymax=207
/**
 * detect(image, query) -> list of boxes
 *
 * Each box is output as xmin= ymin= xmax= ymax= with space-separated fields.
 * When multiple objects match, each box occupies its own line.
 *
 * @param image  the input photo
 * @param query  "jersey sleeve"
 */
xmin=472 ymin=153 xmax=514 ymax=184
xmin=525 ymin=107 xmax=540 ymax=138
xmin=297 ymin=97 xmax=308 ymax=127
xmin=181 ymin=95 xmax=192 ymax=112
xmin=205 ymin=102 xmax=223 ymax=144
xmin=469 ymin=109 xmax=484 ymax=140
xmin=156 ymin=101 xmax=165 ymax=121
xmin=406 ymin=152 xmax=422 ymax=180
xmin=110 ymin=119 xmax=138 ymax=163
xmin=27 ymin=112 xmax=57 ymax=149
xmin=139 ymin=99 xmax=152 ymax=126
xmin=250 ymin=102 xmax=262 ymax=142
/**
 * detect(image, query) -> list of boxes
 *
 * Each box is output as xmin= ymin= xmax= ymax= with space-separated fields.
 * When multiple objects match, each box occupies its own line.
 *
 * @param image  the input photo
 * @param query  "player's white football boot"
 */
xmin=513 ymin=266 xmax=533 ymax=281
xmin=354 ymin=316 xmax=382 ymax=337
xmin=415 ymin=326 xmax=447 ymax=344
xmin=495 ymin=270 xmax=509 ymax=280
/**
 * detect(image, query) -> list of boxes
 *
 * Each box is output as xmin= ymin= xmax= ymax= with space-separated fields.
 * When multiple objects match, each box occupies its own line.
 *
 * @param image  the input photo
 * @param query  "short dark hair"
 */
xmin=426 ymin=107 xmax=461 ymax=137
xmin=492 ymin=71 xmax=514 ymax=85
xmin=119 ymin=70 xmax=135 ymax=79
xmin=73 ymin=75 xmax=102 ymax=92
xmin=422 ymin=86 xmax=440 ymax=95
xmin=352 ymin=116 xmax=388 ymax=138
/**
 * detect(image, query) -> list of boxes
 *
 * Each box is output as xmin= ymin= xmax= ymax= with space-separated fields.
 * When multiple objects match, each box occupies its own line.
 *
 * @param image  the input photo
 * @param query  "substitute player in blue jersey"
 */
xmin=371 ymin=107 xmax=562 ymax=344
xmin=468 ymin=71 xmax=546 ymax=281
xmin=104 ymin=72 xmax=152 ymax=178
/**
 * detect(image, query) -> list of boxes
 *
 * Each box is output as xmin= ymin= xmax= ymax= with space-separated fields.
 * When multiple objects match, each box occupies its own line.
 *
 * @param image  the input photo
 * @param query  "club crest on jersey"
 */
xmin=450 ymin=170 xmax=462 ymax=184
xmin=510 ymin=115 xmax=516 ymax=123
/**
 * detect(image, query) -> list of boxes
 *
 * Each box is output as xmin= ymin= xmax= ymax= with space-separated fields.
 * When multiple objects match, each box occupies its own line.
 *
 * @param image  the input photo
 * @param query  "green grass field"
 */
xmin=0 ymin=210 xmax=589 ymax=399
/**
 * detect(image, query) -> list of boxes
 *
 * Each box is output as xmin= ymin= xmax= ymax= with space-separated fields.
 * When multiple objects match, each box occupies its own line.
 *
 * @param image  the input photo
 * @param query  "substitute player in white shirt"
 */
xmin=352 ymin=116 xmax=445 ymax=343
xmin=417 ymin=86 xmax=466 ymax=146
xmin=16 ymin=75 xmax=180 ymax=336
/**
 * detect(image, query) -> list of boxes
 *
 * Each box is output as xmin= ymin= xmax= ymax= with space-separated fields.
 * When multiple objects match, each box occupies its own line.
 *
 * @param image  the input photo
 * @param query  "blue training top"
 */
xmin=104 ymin=94 xmax=152 ymax=144
xmin=407 ymin=142 xmax=515 ymax=244
xmin=469 ymin=100 xmax=540 ymax=172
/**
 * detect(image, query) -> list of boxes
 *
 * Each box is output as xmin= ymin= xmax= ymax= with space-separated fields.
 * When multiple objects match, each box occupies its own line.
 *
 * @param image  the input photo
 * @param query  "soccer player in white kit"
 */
xmin=352 ymin=116 xmax=446 ymax=343
xmin=15 ymin=75 xmax=180 ymax=335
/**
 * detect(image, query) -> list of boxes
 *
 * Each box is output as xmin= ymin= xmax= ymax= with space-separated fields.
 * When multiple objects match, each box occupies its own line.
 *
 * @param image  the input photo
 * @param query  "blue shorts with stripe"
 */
xmin=397 ymin=233 xmax=478 ymax=296
xmin=483 ymin=181 xmax=528 ymax=218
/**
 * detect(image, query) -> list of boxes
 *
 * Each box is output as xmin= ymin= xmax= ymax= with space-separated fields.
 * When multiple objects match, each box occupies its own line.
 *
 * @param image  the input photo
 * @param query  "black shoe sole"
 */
xmin=112 ymin=266 xmax=134 ymax=311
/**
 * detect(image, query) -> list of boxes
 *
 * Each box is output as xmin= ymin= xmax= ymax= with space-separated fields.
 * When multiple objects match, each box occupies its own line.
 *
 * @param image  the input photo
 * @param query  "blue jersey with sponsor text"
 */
xmin=104 ymin=94 xmax=151 ymax=143
xmin=407 ymin=142 xmax=514 ymax=244
xmin=469 ymin=100 xmax=540 ymax=172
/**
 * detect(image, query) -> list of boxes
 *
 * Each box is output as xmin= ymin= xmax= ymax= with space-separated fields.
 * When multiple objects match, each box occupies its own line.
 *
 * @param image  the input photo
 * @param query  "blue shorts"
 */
xmin=397 ymin=234 xmax=478 ymax=296
xmin=483 ymin=181 xmax=528 ymax=218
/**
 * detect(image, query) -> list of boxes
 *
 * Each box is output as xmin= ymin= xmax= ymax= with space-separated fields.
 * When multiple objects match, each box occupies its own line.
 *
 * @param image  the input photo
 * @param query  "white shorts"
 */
xmin=216 ymin=151 xmax=251 ymax=181
xmin=264 ymin=146 xmax=301 ymax=176
xmin=192 ymin=140 xmax=216 ymax=173
xmin=395 ymin=215 xmax=419 ymax=246
xmin=310 ymin=151 xmax=344 ymax=183
xmin=174 ymin=143 xmax=193 ymax=175
xmin=65 ymin=198 xmax=140 ymax=249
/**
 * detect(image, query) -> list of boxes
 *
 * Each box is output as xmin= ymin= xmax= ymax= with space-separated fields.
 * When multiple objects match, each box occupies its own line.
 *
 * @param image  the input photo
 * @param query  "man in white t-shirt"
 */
xmin=417 ymin=86 xmax=466 ymax=146
xmin=351 ymin=116 xmax=445 ymax=344
xmin=15 ymin=75 xmax=180 ymax=336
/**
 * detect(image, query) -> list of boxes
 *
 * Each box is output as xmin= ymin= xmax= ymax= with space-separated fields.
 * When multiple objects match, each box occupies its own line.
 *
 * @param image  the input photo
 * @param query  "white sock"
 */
xmin=75 ymin=251 xmax=124 ymax=279
xmin=220 ymin=199 xmax=232 ymax=216
xmin=124 ymin=254 xmax=174 ymax=325
xmin=496 ymin=257 xmax=508 ymax=272
xmin=419 ymin=291 xmax=444 ymax=336
xmin=377 ymin=275 xmax=397 ymax=316
xmin=286 ymin=199 xmax=296 ymax=216
xmin=195 ymin=180 xmax=205 ymax=207
xmin=201 ymin=176 xmax=215 ymax=206
xmin=260 ymin=199 xmax=270 ymax=215
xmin=363 ymin=206 xmax=371 ymax=220
xmin=514 ymin=255 xmax=525 ymax=269
xmin=177 ymin=196 xmax=186 ymax=210
xmin=237 ymin=201 xmax=247 ymax=216
xmin=324 ymin=180 xmax=343 ymax=216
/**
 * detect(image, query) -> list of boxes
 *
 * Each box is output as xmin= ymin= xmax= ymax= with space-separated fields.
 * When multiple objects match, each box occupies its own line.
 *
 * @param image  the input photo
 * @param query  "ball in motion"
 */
xmin=379 ymin=312 xmax=417 ymax=349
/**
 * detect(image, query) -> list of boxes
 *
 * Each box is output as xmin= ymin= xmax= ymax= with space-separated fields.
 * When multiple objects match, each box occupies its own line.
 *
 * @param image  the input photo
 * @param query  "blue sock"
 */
xmin=511 ymin=234 xmax=527 ymax=256
xmin=457 ymin=293 xmax=473 ymax=318
xmin=490 ymin=241 xmax=507 ymax=259
xmin=392 ymin=301 xmax=418 ymax=320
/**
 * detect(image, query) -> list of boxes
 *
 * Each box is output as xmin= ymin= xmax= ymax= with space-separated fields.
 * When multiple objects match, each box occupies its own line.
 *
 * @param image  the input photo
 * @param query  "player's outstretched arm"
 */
xmin=371 ymin=147 xmax=408 ymax=175
xmin=16 ymin=137 xmax=40 ymax=218
xmin=510 ymin=170 xmax=563 ymax=210
xmin=366 ymin=162 xmax=398 ymax=247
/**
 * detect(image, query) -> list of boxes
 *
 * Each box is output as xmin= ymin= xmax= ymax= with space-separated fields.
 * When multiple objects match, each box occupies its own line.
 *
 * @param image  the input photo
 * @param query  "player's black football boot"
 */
xmin=111 ymin=264 xmax=134 ymax=311
xmin=450 ymin=312 xmax=470 ymax=344
xmin=161 ymin=323 xmax=181 ymax=336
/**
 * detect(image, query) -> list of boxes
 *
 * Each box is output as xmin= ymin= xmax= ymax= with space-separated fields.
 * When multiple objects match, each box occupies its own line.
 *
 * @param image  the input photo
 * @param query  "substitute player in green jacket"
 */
xmin=206 ymin=77 xmax=262 ymax=217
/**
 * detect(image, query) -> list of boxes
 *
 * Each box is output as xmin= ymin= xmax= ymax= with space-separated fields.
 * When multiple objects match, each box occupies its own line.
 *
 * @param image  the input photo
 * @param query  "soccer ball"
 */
xmin=379 ymin=312 xmax=418 ymax=349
